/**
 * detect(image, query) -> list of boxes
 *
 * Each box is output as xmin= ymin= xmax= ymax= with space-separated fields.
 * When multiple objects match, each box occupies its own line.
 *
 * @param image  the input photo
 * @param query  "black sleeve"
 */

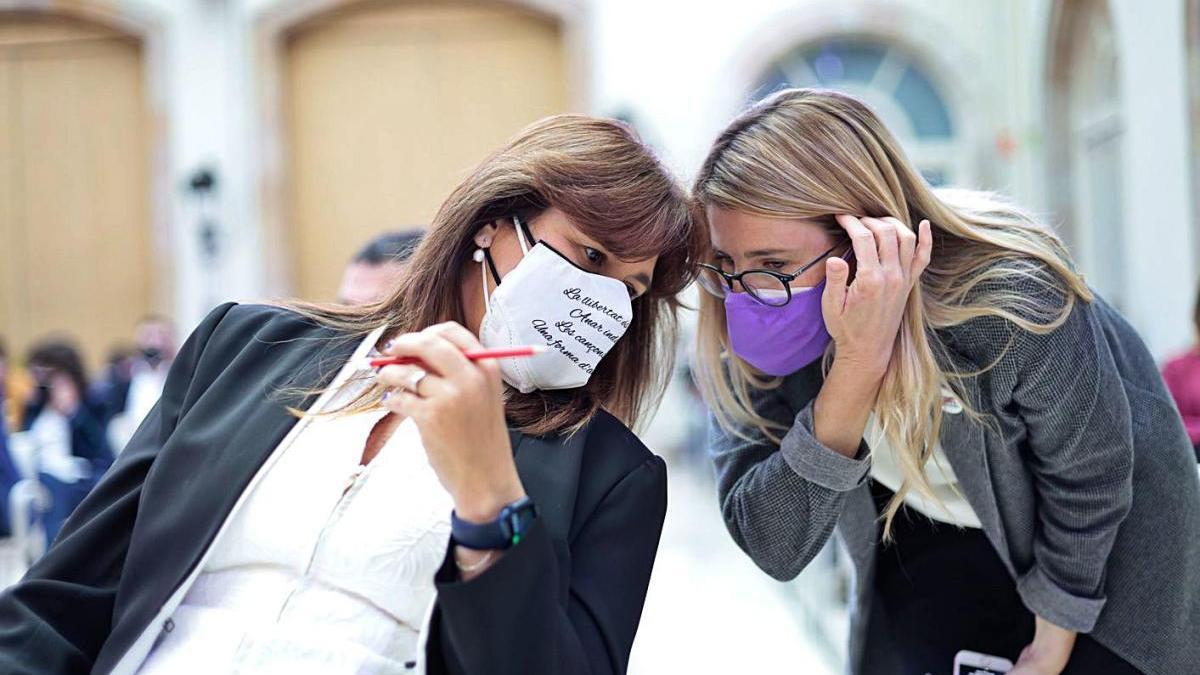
xmin=428 ymin=456 xmax=667 ymax=675
xmin=0 ymin=303 xmax=236 ymax=674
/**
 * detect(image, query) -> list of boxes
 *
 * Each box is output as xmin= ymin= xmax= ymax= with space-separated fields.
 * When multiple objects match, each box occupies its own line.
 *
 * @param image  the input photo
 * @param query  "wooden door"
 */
xmin=0 ymin=13 xmax=151 ymax=371
xmin=284 ymin=0 xmax=568 ymax=300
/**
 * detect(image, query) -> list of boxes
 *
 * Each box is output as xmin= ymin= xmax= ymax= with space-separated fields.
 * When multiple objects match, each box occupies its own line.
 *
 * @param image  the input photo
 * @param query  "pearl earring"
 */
xmin=472 ymin=248 xmax=485 ymax=263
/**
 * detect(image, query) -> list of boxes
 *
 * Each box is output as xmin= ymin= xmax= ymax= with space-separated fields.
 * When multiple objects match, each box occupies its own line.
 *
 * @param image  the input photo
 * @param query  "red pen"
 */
xmin=367 ymin=345 xmax=546 ymax=369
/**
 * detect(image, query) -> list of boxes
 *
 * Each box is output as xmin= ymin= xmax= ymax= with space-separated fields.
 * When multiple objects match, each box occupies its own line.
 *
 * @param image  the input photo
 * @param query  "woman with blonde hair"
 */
xmin=693 ymin=88 xmax=1199 ymax=674
xmin=0 ymin=114 xmax=701 ymax=675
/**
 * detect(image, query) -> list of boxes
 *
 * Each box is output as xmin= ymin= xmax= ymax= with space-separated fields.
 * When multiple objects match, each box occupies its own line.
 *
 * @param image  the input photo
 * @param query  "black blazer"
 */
xmin=0 ymin=303 xmax=668 ymax=675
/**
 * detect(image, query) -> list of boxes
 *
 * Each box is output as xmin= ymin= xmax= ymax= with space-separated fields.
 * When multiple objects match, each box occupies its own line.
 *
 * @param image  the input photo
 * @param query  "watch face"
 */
xmin=501 ymin=498 xmax=538 ymax=544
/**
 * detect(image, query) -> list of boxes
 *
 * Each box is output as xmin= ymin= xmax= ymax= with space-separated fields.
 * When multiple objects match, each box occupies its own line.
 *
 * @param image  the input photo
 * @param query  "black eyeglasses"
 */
xmin=697 ymin=244 xmax=843 ymax=307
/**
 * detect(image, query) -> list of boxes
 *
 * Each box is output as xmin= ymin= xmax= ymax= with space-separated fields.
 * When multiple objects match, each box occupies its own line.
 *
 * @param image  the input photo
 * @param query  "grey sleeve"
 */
xmin=1006 ymin=298 xmax=1135 ymax=633
xmin=710 ymin=381 xmax=871 ymax=581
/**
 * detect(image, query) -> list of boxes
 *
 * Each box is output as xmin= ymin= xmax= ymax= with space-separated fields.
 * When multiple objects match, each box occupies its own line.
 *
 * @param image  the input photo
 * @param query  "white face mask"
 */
xmin=478 ymin=216 xmax=634 ymax=393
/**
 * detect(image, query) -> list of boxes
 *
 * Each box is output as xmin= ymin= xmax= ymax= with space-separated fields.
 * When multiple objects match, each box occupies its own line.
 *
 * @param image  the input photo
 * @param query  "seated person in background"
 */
xmin=103 ymin=315 xmax=177 ymax=454
xmin=1162 ymin=284 xmax=1200 ymax=462
xmin=0 ymin=341 xmax=19 ymax=537
xmin=23 ymin=340 xmax=112 ymax=541
xmin=21 ymin=341 xmax=105 ymax=430
xmin=89 ymin=345 xmax=137 ymax=429
xmin=336 ymin=230 xmax=423 ymax=305
xmin=2 ymin=339 xmax=33 ymax=432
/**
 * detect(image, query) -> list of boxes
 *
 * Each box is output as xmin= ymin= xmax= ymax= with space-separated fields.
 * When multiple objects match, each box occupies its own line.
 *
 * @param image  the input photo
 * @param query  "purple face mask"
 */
xmin=724 ymin=280 xmax=831 ymax=376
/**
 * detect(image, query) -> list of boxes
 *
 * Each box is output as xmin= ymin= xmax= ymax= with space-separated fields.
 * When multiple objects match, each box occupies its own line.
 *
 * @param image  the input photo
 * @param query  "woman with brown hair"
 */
xmin=693 ymin=89 xmax=1199 ymax=674
xmin=0 ymin=114 xmax=701 ymax=675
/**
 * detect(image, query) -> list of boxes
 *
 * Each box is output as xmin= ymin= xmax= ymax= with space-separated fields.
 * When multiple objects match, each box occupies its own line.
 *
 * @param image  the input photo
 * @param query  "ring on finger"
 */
xmin=405 ymin=369 xmax=429 ymax=396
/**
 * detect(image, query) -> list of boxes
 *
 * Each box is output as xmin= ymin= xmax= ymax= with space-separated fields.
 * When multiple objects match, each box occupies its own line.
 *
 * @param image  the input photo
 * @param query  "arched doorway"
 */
xmin=279 ymin=0 xmax=570 ymax=301
xmin=753 ymin=37 xmax=963 ymax=187
xmin=1046 ymin=0 xmax=1126 ymax=310
xmin=0 ymin=11 xmax=154 ymax=371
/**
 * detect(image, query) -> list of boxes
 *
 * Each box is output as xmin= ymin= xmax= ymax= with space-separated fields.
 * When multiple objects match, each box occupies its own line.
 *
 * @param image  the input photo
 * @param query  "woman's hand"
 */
xmin=1010 ymin=616 xmax=1077 ymax=675
xmin=377 ymin=322 xmax=527 ymax=524
xmin=811 ymin=215 xmax=930 ymax=457
xmin=823 ymin=215 xmax=932 ymax=375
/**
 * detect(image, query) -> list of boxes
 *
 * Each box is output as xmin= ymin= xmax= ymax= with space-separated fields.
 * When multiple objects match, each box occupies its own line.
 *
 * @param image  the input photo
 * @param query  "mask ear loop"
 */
xmin=476 ymin=214 xmax=529 ymax=309
xmin=512 ymin=214 xmax=533 ymax=255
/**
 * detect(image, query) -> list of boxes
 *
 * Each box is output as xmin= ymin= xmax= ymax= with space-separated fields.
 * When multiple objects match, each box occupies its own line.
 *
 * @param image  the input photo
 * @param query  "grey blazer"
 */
xmin=711 ymin=291 xmax=1200 ymax=674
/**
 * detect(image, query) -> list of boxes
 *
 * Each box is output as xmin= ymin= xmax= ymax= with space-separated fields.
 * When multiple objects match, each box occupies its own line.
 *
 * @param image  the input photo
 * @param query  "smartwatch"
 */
xmin=451 ymin=496 xmax=538 ymax=550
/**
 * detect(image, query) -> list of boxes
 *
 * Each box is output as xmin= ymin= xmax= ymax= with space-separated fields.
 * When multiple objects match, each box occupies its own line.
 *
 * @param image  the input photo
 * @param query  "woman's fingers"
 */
xmin=382 ymin=386 xmax=425 ymax=418
xmin=840 ymin=215 xmax=927 ymax=285
xmin=860 ymin=217 xmax=901 ymax=279
xmin=822 ymin=257 xmax=850 ymax=320
xmin=377 ymin=363 xmax=450 ymax=398
xmin=915 ymin=219 xmax=933 ymax=274
xmin=423 ymin=322 xmax=501 ymax=386
xmin=425 ymin=321 xmax=484 ymax=352
xmin=383 ymin=331 xmax=472 ymax=379
xmin=885 ymin=217 xmax=917 ymax=277
xmin=835 ymin=214 xmax=880 ymax=273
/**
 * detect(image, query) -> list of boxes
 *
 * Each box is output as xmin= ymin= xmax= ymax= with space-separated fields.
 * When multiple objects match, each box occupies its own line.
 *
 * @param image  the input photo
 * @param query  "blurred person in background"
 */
xmin=103 ymin=315 xmax=177 ymax=454
xmin=2 ymin=339 xmax=31 ymax=433
xmin=3 ymin=363 xmax=33 ymax=435
xmin=90 ymin=345 xmax=137 ymax=428
xmin=0 ymin=341 xmax=19 ymax=537
xmin=22 ymin=340 xmax=112 ymax=542
xmin=337 ymin=230 xmax=423 ymax=305
xmin=0 ymin=114 xmax=701 ymax=675
xmin=0 ymin=340 xmax=6 ymax=417
xmin=1160 ymin=282 xmax=1200 ymax=463
xmin=20 ymin=341 xmax=104 ymax=431
xmin=693 ymin=89 xmax=1198 ymax=675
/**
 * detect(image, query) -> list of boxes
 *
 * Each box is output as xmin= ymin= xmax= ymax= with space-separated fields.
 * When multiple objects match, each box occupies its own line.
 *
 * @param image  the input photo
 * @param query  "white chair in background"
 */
xmin=0 ymin=431 xmax=50 ymax=586
xmin=0 ymin=479 xmax=50 ymax=585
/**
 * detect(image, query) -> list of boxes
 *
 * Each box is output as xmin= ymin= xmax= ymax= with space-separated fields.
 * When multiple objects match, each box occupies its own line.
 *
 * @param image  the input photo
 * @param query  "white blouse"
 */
xmin=138 ymin=327 xmax=453 ymax=675
xmin=866 ymin=389 xmax=982 ymax=529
